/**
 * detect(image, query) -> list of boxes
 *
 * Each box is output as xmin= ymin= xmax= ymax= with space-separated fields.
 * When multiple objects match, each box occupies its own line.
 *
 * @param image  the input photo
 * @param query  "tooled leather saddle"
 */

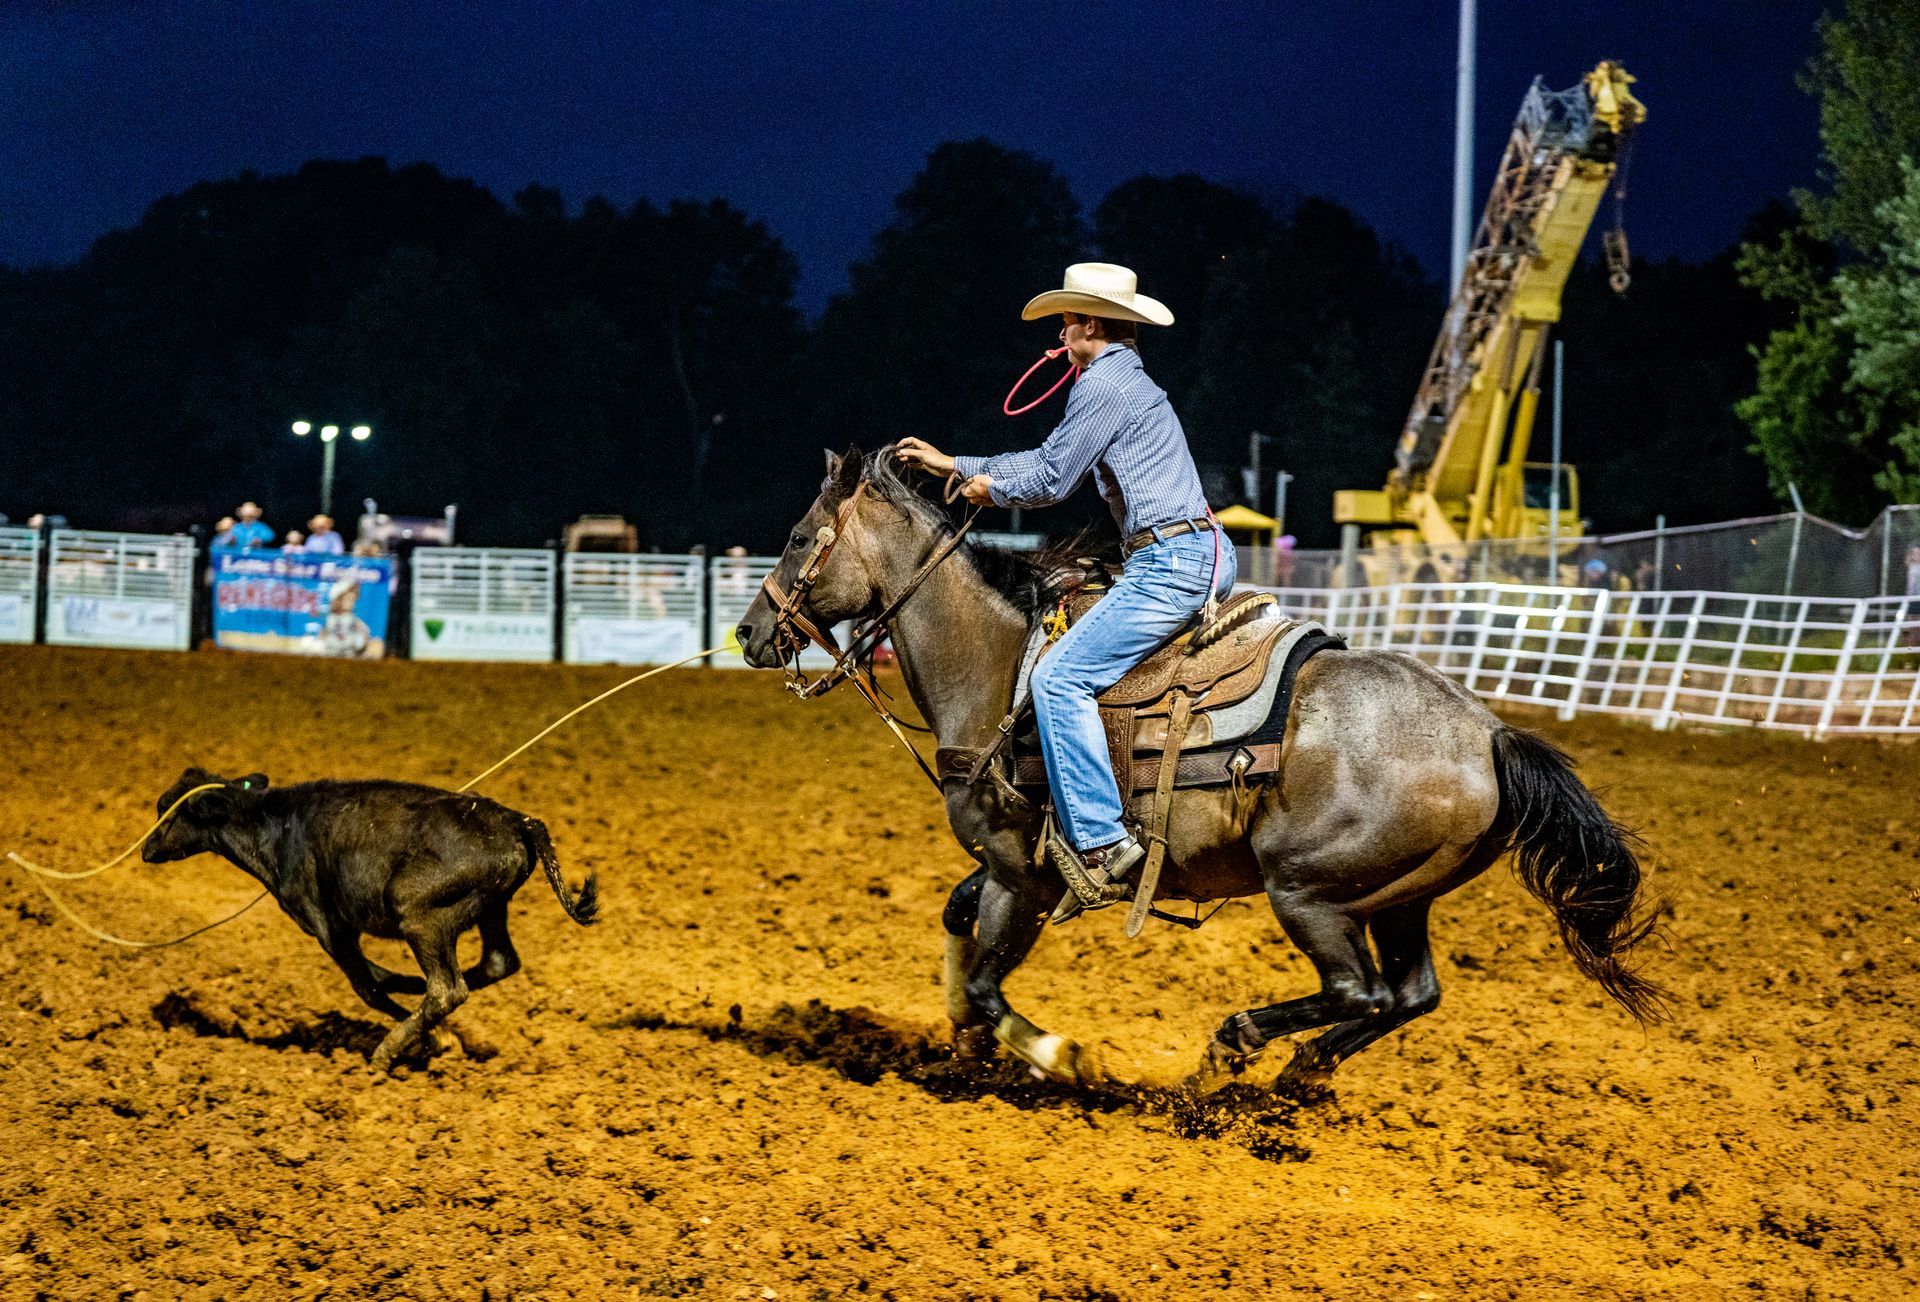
xmin=935 ymin=567 xmax=1342 ymax=800
xmin=934 ymin=563 xmax=1343 ymax=935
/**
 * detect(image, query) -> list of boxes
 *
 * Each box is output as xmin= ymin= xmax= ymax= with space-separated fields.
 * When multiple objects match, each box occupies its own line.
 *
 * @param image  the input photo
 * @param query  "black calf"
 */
xmin=143 ymin=767 xmax=597 ymax=1071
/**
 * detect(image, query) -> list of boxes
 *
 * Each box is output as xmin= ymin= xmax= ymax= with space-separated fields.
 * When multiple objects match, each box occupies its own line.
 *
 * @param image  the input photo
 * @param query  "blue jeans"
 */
xmin=1032 ymin=527 xmax=1237 ymax=850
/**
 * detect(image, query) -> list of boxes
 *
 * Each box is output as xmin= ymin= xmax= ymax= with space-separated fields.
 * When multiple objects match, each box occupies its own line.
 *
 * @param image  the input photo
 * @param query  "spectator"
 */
xmin=283 ymin=530 xmax=306 ymax=551
xmin=304 ymin=513 xmax=345 ymax=554
xmin=227 ymin=502 xmax=274 ymax=549
xmin=212 ymin=515 xmax=237 ymax=547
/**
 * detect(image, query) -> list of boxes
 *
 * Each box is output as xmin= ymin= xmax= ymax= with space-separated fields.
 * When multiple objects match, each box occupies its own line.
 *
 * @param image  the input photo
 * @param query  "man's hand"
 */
xmin=959 ymin=474 xmax=995 ymax=506
xmin=894 ymin=437 xmax=955 ymax=477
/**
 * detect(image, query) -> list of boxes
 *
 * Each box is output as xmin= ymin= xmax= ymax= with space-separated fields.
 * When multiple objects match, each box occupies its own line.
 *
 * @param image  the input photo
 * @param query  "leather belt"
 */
xmin=1124 ymin=515 xmax=1213 ymax=557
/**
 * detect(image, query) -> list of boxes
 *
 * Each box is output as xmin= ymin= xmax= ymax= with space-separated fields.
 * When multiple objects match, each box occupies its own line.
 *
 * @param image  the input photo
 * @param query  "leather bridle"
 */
xmin=756 ymin=473 xmax=982 ymax=788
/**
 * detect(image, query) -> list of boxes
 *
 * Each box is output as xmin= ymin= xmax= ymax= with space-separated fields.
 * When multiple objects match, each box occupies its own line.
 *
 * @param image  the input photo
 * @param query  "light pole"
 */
xmin=291 ymin=421 xmax=371 ymax=516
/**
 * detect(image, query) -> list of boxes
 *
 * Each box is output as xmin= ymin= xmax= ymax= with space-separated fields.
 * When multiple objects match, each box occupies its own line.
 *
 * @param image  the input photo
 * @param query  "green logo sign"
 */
xmin=424 ymin=619 xmax=445 ymax=641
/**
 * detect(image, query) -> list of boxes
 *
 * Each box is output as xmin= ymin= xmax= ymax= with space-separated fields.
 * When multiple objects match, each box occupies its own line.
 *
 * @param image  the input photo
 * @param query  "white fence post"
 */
xmin=1558 ymin=588 xmax=1607 ymax=721
xmin=1653 ymin=593 xmax=1704 ymax=730
xmin=1814 ymin=598 xmax=1870 ymax=739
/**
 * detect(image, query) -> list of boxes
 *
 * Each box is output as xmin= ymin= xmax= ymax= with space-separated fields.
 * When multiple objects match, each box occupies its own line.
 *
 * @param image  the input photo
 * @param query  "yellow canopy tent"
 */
xmin=1212 ymin=503 xmax=1278 ymax=539
xmin=1212 ymin=504 xmax=1287 ymax=586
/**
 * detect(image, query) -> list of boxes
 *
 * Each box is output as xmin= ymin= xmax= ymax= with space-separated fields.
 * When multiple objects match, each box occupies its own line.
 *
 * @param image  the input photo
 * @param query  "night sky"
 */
xmin=7 ymin=1 xmax=1825 ymax=312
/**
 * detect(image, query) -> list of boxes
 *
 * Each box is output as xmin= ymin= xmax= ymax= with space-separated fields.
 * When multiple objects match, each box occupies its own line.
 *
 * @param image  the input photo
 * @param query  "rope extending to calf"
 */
xmin=7 ymin=644 xmax=728 ymax=948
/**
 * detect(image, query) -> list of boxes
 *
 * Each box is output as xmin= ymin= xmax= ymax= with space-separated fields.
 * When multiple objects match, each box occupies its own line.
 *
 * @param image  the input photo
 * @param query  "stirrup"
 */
xmin=1046 ymin=832 xmax=1143 ymax=924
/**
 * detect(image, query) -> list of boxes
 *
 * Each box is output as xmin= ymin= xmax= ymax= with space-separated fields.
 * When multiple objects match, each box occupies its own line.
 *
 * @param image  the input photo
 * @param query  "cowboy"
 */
xmin=895 ymin=262 xmax=1233 ymax=919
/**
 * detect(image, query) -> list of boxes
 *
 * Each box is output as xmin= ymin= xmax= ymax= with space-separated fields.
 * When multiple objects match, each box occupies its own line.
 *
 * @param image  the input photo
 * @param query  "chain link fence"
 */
xmin=1239 ymin=505 xmax=1920 ymax=599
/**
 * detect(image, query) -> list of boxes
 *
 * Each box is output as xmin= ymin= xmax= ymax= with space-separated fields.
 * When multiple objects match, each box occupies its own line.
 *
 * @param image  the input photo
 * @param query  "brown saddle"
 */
xmin=1056 ymin=587 xmax=1288 ymax=796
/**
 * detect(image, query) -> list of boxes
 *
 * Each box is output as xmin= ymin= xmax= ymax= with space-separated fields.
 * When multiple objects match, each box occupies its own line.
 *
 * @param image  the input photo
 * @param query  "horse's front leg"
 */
xmin=941 ymin=866 xmax=993 ymax=1059
xmin=966 ymin=868 xmax=1095 ymax=1083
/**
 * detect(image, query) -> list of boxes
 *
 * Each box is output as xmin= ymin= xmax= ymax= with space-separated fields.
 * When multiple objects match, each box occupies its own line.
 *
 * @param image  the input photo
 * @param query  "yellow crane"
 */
xmin=1334 ymin=61 xmax=1645 ymax=581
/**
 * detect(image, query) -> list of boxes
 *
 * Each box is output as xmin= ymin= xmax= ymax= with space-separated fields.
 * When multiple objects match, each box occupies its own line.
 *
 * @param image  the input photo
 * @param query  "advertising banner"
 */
xmin=410 ymin=611 xmax=552 ymax=661
xmin=211 ymin=549 xmax=394 ymax=657
xmin=0 ymin=593 xmax=28 ymax=643
xmin=49 ymin=596 xmax=182 ymax=648
xmin=566 ymin=615 xmax=700 ymax=665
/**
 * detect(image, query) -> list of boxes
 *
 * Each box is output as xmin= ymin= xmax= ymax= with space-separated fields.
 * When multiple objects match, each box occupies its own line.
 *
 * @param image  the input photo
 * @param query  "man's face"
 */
xmin=239 ymin=504 xmax=261 ymax=522
xmin=1059 ymin=312 xmax=1101 ymax=366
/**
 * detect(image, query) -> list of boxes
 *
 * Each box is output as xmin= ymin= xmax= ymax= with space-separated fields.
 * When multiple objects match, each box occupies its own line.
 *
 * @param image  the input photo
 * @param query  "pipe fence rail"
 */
xmin=1259 ymin=581 xmax=1920 ymax=738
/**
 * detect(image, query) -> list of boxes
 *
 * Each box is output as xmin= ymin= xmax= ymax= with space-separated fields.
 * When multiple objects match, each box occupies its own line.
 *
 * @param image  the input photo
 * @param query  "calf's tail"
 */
xmin=521 ymin=818 xmax=599 ymax=925
xmin=1490 ymin=726 xmax=1667 ymax=1023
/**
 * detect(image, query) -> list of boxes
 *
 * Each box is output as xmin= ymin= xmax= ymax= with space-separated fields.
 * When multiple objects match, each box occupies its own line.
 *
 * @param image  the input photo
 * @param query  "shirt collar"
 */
xmin=1085 ymin=343 xmax=1140 ymax=375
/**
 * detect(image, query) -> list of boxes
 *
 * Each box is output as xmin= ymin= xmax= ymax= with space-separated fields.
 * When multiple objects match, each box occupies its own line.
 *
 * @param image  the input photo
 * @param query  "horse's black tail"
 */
xmin=1490 ymin=727 xmax=1667 ymax=1023
xmin=521 ymin=818 xmax=599 ymax=926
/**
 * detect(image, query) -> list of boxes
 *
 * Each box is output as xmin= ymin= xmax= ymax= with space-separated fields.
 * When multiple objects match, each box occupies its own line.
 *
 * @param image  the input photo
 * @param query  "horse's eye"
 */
xmin=789 ymin=532 xmax=807 ymax=551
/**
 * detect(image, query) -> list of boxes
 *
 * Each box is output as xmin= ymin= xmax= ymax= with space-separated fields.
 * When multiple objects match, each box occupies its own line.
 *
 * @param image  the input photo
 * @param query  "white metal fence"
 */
xmin=0 ymin=526 xmax=39 ymax=644
xmin=1260 ymin=581 xmax=1920 ymax=738
xmin=409 ymin=547 xmax=557 ymax=662
xmin=43 ymin=529 xmax=194 ymax=651
xmin=562 ymin=553 xmax=705 ymax=664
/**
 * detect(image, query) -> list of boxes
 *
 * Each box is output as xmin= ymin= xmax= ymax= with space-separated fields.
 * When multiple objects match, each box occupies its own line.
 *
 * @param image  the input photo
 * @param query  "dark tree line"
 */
xmin=1 ymin=142 xmax=1787 ymax=550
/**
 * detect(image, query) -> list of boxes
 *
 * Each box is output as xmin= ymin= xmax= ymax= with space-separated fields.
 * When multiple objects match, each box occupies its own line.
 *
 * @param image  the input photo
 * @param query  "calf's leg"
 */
xmin=371 ymin=909 xmax=470 ymax=1072
xmin=320 ymin=927 xmax=412 ymax=1022
xmin=463 ymin=897 xmax=521 ymax=991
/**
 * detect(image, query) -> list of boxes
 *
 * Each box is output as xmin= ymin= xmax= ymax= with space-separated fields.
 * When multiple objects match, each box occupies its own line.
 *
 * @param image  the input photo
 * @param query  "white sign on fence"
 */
xmin=562 ymin=553 xmax=705 ymax=664
xmin=44 ymin=529 xmax=194 ymax=651
xmin=410 ymin=548 xmax=556 ymax=662
xmin=0 ymin=526 xmax=38 ymax=643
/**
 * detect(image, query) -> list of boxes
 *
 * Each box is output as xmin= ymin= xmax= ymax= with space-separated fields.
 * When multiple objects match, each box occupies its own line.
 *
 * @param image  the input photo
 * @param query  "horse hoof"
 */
xmin=1188 ymin=1035 xmax=1263 ymax=1096
xmin=994 ymin=1013 xmax=1089 ymax=1084
xmin=952 ymin=1023 xmax=997 ymax=1064
xmin=1273 ymin=1063 xmax=1337 ymax=1105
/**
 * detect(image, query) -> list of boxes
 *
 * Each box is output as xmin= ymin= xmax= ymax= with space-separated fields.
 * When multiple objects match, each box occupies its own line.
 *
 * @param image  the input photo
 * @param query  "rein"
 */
xmin=758 ymin=473 xmax=983 ymax=790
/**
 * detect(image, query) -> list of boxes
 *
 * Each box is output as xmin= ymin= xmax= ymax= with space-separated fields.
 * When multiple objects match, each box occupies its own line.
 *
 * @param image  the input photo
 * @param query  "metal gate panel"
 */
xmin=44 ymin=529 xmax=194 ymax=650
xmin=0 ymin=526 xmax=39 ymax=644
xmin=409 ymin=548 xmax=556 ymax=662
xmin=562 ymin=553 xmax=705 ymax=664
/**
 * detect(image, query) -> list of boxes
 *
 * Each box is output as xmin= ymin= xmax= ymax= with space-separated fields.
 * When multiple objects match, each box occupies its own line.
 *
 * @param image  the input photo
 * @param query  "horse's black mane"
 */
xmin=828 ymin=445 xmax=1109 ymax=619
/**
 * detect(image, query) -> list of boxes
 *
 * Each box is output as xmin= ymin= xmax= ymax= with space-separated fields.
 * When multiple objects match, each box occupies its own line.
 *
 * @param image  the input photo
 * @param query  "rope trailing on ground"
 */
xmin=6 ymin=643 xmax=730 ymax=948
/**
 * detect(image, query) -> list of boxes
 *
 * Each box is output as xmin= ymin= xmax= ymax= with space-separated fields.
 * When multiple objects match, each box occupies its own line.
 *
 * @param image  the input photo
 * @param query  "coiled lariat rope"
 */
xmin=7 ymin=644 xmax=728 ymax=949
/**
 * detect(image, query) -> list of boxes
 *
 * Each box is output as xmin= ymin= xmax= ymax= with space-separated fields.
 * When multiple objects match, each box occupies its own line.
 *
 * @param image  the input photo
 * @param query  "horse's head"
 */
xmin=736 ymin=446 xmax=929 ymax=669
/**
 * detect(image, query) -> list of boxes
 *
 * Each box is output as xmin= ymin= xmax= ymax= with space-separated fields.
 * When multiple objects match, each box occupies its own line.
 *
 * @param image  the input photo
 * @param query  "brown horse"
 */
xmin=737 ymin=448 xmax=1664 ymax=1092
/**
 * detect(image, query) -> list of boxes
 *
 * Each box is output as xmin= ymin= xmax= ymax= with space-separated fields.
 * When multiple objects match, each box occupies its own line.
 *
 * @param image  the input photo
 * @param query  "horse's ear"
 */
xmin=822 ymin=448 xmax=842 ymax=480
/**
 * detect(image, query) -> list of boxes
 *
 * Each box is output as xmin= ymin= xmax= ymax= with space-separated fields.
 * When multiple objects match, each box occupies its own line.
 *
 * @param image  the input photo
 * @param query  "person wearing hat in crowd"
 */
xmin=227 ymin=502 xmax=274 ymax=550
xmin=303 ymin=513 xmax=345 ymax=554
xmin=894 ymin=262 xmax=1232 ymax=921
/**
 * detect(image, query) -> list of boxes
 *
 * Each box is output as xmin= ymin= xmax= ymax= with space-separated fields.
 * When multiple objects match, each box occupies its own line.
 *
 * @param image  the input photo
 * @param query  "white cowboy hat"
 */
xmin=1021 ymin=262 xmax=1174 ymax=326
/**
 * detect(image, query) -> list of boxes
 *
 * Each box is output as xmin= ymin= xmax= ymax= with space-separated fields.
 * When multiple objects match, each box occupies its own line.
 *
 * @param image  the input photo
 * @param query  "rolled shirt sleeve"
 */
xmin=955 ymin=376 xmax=1127 ymax=509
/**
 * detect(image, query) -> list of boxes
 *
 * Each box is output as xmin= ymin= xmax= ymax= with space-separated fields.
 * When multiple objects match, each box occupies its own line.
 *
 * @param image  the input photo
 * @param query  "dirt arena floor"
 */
xmin=2 ymin=643 xmax=1916 ymax=1299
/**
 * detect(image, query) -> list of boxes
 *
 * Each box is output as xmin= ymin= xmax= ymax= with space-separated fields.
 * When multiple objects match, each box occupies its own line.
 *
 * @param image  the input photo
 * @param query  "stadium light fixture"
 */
xmin=320 ymin=424 xmax=341 ymax=443
xmin=350 ymin=424 xmax=371 ymax=441
xmin=291 ymin=420 xmax=372 ymax=516
xmin=291 ymin=420 xmax=312 ymax=436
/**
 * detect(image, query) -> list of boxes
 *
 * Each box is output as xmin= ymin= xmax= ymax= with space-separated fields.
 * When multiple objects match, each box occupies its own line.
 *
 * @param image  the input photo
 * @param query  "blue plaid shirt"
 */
xmin=954 ymin=344 xmax=1209 ymax=538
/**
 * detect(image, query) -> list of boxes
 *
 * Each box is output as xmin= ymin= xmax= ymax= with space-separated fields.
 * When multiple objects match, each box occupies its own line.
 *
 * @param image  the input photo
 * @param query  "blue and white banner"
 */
xmin=211 ymin=549 xmax=394 ymax=657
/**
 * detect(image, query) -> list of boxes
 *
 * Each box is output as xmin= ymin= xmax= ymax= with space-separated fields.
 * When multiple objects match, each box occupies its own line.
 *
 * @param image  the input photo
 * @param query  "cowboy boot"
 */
xmin=1048 ymin=831 xmax=1147 ymax=925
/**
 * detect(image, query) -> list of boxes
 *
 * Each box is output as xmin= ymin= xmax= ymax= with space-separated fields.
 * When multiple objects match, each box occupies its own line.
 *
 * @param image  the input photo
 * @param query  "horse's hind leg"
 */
xmin=965 ymin=872 xmax=1089 ymax=1082
xmin=1275 ymin=899 xmax=1438 ymax=1098
xmin=1196 ymin=897 xmax=1389 ymax=1090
